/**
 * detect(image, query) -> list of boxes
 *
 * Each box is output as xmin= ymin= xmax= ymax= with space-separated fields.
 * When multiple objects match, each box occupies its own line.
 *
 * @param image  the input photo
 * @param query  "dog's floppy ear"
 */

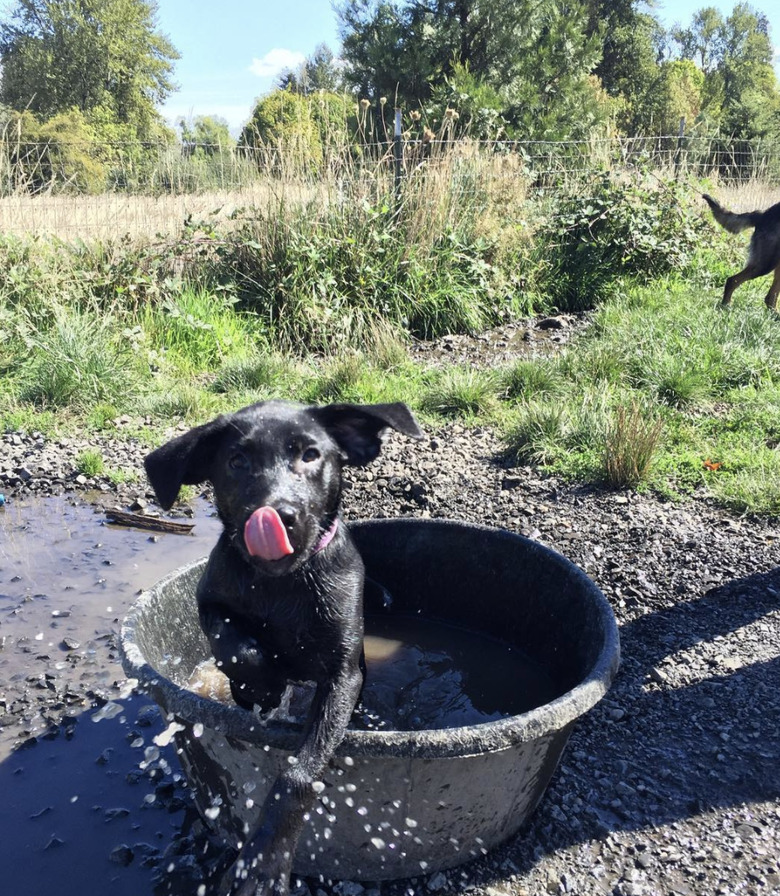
xmin=144 ymin=415 xmax=230 ymax=510
xmin=311 ymin=402 xmax=424 ymax=466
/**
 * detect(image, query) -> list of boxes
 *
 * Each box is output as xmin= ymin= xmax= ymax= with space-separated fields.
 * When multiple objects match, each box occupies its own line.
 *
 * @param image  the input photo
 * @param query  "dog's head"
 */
xmin=144 ymin=400 xmax=423 ymax=575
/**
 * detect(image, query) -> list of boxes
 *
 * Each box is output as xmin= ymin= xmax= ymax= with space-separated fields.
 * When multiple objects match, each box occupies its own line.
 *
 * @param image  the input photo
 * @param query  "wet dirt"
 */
xmin=0 ymin=495 xmax=221 ymax=896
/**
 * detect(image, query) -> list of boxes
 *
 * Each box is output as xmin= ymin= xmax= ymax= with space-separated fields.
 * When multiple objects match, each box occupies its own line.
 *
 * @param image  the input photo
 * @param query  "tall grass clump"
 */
xmin=500 ymin=358 xmax=562 ymax=401
xmin=16 ymin=308 xmax=146 ymax=410
xmin=421 ymin=367 xmax=499 ymax=418
xmin=602 ymin=402 xmax=664 ymax=489
xmin=211 ymin=351 xmax=300 ymax=397
xmin=503 ymin=401 xmax=570 ymax=465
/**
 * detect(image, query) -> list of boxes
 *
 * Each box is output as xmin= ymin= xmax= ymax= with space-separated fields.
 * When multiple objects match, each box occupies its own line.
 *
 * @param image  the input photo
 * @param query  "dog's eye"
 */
xmin=228 ymin=453 xmax=249 ymax=471
xmin=301 ymin=447 xmax=320 ymax=463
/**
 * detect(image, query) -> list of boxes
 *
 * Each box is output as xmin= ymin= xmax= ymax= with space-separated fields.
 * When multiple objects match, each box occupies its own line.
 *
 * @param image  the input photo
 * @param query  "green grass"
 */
xmin=76 ymin=448 xmax=105 ymax=477
xmin=16 ymin=308 xmax=147 ymax=411
xmin=420 ymin=367 xmax=499 ymax=419
xmin=4 ymin=170 xmax=780 ymax=517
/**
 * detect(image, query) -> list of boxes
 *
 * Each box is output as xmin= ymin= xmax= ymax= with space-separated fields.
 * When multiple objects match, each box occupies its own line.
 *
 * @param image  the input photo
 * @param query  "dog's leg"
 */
xmin=199 ymin=605 xmax=286 ymax=712
xmin=764 ymin=267 xmax=780 ymax=310
xmin=722 ymin=264 xmax=760 ymax=306
xmin=222 ymin=665 xmax=364 ymax=896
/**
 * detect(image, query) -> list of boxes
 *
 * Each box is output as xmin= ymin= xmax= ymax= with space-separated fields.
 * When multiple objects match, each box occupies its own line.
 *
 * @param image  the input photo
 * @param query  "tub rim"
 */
xmin=120 ymin=518 xmax=620 ymax=760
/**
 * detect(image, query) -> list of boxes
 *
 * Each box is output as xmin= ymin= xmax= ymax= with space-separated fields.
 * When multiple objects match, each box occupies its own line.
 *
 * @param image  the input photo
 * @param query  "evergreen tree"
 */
xmin=337 ymin=0 xmax=609 ymax=140
xmin=278 ymin=44 xmax=345 ymax=95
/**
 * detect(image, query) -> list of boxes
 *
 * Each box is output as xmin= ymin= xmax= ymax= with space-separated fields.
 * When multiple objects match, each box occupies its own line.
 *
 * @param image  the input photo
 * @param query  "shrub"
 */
xmin=5 ymin=108 xmax=107 ymax=194
xmin=537 ymin=171 xmax=706 ymax=310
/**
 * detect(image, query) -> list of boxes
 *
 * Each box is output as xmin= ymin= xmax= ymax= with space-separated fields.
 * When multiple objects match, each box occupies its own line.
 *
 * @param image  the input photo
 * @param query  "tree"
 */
xmin=338 ymin=0 xmax=609 ymax=140
xmin=178 ymin=115 xmax=235 ymax=155
xmin=278 ymin=44 xmax=345 ymax=95
xmin=0 ymin=0 xmax=179 ymax=141
xmin=583 ymin=0 xmax=666 ymax=133
xmin=670 ymin=7 xmax=724 ymax=74
xmin=670 ymin=3 xmax=780 ymax=139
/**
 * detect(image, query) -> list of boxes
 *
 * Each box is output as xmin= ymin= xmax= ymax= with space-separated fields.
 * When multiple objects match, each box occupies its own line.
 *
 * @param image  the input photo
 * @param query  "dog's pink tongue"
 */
xmin=244 ymin=506 xmax=294 ymax=561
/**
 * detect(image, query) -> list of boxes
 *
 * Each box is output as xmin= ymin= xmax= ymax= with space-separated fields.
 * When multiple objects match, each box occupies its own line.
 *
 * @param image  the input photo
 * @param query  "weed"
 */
xmin=107 ymin=467 xmax=138 ymax=485
xmin=602 ymin=403 xmax=664 ymax=489
xmin=76 ymin=449 xmax=105 ymax=477
xmin=141 ymin=289 xmax=263 ymax=372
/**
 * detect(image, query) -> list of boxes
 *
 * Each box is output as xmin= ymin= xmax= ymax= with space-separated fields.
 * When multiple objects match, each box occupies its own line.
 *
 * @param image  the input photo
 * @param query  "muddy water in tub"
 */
xmin=190 ymin=615 xmax=559 ymax=730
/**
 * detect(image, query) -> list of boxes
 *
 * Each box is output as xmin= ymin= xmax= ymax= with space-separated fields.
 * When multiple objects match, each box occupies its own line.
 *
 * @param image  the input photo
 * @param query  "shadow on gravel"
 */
xmin=474 ymin=565 xmax=780 ymax=889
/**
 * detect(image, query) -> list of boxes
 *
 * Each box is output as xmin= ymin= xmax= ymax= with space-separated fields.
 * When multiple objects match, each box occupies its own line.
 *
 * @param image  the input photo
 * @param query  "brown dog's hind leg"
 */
xmin=764 ymin=267 xmax=780 ymax=310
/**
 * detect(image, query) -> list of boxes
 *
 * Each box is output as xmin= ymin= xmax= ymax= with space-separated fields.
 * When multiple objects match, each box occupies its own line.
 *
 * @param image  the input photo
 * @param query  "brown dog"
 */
xmin=703 ymin=193 xmax=780 ymax=308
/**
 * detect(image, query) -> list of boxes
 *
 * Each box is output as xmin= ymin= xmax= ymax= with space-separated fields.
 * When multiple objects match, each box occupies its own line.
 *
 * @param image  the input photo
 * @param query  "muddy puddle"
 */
xmin=0 ymin=494 xmax=221 ymax=896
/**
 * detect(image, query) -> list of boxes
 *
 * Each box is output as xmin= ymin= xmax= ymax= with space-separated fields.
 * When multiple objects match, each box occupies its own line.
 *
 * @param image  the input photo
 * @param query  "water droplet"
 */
xmin=370 ymin=837 xmax=386 ymax=850
xmin=312 ymin=781 xmax=326 ymax=794
xmin=405 ymin=817 xmax=418 ymax=828
xmin=91 ymin=701 xmax=124 ymax=722
xmin=343 ymin=756 xmax=354 ymax=766
xmin=205 ymin=806 xmax=221 ymax=820
xmin=357 ymin=806 xmax=368 ymax=816
xmin=153 ymin=721 xmax=185 ymax=747
xmin=192 ymin=722 xmax=204 ymax=738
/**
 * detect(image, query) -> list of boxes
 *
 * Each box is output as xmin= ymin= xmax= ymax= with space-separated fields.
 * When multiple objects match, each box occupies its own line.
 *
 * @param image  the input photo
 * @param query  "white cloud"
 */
xmin=249 ymin=48 xmax=306 ymax=79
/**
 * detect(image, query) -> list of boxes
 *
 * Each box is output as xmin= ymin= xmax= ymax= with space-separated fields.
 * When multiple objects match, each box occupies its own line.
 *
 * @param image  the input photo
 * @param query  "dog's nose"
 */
xmin=275 ymin=505 xmax=298 ymax=531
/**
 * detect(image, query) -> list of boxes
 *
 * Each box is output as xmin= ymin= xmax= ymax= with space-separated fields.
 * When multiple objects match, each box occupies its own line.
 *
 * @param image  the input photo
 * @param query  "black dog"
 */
xmin=144 ymin=400 xmax=423 ymax=896
xmin=703 ymin=193 xmax=780 ymax=308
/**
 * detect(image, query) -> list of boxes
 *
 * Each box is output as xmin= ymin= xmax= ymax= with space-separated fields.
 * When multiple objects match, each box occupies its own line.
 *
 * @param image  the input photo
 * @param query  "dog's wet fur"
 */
xmin=703 ymin=193 xmax=780 ymax=308
xmin=144 ymin=400 xmax=423 ymax=896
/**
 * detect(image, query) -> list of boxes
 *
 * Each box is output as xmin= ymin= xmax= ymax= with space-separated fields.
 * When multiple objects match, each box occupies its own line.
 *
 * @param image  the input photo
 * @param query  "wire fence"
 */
xmin=1 ymin=132 xmax=779 ymax=241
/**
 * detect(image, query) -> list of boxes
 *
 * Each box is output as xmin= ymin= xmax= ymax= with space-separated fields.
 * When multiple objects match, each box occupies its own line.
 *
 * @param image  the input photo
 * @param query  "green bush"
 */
xmin=6 ymin=108 xmax=108 ymax=194
xmin=537 ymin=172 xmax=706 ymax=310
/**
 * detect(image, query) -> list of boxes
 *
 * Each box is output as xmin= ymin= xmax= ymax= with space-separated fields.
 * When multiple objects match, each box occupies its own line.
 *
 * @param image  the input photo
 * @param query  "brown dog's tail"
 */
xmin=703 ymin=193 xmax=763 ymax=234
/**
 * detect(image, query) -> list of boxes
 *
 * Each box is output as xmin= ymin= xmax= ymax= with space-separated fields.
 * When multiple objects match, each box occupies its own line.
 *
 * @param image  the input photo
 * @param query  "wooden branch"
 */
xmin=105 ymin=508 xmax=195 ymax=534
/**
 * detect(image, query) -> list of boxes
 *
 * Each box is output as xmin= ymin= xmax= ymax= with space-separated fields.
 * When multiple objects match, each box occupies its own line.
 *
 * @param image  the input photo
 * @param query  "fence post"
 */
xmin=393 ymin=108 xmax=403 ymax=209
xmin=674 ymin=116 xmax=686 ymax=181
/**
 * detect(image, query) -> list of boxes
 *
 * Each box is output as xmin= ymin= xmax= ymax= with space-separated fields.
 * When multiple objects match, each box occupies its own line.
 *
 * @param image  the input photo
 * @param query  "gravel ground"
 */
xmin=1 ymin=318 xmax=779 ymax=896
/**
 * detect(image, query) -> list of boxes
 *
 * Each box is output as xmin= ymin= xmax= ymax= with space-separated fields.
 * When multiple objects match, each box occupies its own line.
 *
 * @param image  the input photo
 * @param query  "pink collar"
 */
xmin=313 ymin=517 xmax=339 ymax=554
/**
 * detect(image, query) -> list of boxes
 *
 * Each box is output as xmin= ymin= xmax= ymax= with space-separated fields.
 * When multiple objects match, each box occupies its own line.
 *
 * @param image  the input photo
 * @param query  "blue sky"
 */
xmin=154 ymin=0 xmax=780 ymax=134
